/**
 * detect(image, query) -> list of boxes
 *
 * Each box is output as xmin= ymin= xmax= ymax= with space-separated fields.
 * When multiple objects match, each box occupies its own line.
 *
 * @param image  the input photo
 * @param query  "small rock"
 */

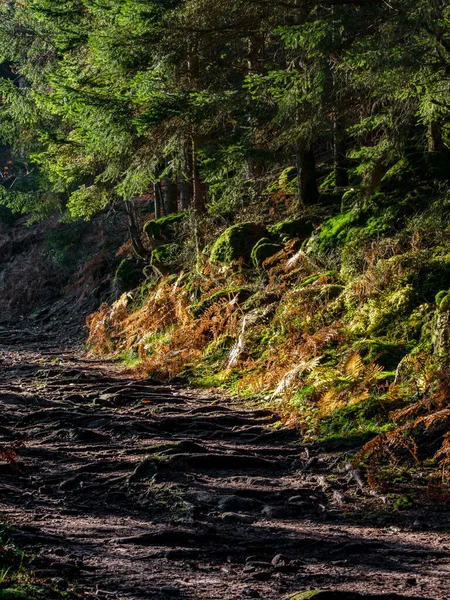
xmin=261 ymin=505 xmax=285 ymax=518
xmin=251 ymin=571 xmax=272 ymax=581
xmin=271 ymin=553 xmax=288 ymax=566
xmin=288 ymin=495 xmax=307 ymax=504
xmin=218 ymin=495 xmax=262 ymax=511
xmin=242 ymin=588 xmax=260 ymax=598
xmin=246 ymin=561 xmax=272 ymax=569
xmin=221 ymin=512 xmax=255 ymax=523
xmin=51 ymin=577 xmax=68 ymax=590
xmin=289 ymin=559 xmax=305 ymax=568
xmin=406 ymin=577 xmax=417 ymax=586
xmin=50 ymin=561 xmax=80 ymax=574
xmin=160 ymin=586 xmax=181 ymax=595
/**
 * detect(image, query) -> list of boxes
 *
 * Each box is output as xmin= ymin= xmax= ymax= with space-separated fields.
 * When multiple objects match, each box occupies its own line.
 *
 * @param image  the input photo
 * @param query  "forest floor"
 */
xmin=1 ymin=327 xmax=450 ymax=600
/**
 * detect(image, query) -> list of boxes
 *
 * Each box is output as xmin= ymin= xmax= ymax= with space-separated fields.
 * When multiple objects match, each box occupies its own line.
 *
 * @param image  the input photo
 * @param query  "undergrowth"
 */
xmin=86 ymin=174 xmax=450 ymax=497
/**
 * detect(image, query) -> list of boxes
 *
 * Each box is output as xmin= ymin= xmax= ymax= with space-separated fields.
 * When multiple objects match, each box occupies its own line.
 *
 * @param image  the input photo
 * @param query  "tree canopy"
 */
xmin=0 ymin=0 xmax=449 ymax=223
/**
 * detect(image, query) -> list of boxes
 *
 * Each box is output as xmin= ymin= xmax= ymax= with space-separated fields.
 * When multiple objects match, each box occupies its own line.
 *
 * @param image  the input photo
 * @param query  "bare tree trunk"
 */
xmin=429 ymin=121 xmax=444 ymax=152
xmin=247 ymin=34 xmax=265 ymax=74
xmin=192 ymin=137 xmax=206 ymax=213
xmin=180 ymin=173 xmax=191 ymax=210
xmin=296 ymin=147 xmax=319 ymax=208
xmin=333 ymin=115 xmax=348 ymax=187
xmin=162 ymin=174 xmax=178 ymax=215
xmin=155 ymin=181 xmax=165 ymax=217
xmin=124 ymin=200 xmax=147 ymax=259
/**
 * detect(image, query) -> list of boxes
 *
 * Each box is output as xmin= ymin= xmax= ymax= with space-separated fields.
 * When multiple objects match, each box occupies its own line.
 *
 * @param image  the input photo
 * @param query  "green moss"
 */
xmin=115 ymin=258 xmax=141 ymax=292
xmin=210 ymin=222 xmax=267 ymax=264
xmin=297 ymin=271 xmax=337 ymax=288
xmin=151 ymin=243 xmax=179 ymax=267
xmin=0 ymin=585 xmax=49 ymax=600
xmin=314 ymin=210 xmax=359 ymax=252
xmin=436 ymin=290 xmax=448 ymax=307
xmin=250 ymin=238 xmax=282 ymax=269
xmin=320 ymin=284 xmax=345 ymax=300
xmin=394 ymin=494 xmax=414 ymax=510
xmin=352 ymin=339 xmax=407 ymax=370
xmin=440 ymin=294 xmax=450 ymax=311
xmin=203 ymin=334 xmax=234 ymax=361
xmin=144 ymin=213 xmax=185 ymax=241
xmin=268 ymin=219 xmax=313 ymax=243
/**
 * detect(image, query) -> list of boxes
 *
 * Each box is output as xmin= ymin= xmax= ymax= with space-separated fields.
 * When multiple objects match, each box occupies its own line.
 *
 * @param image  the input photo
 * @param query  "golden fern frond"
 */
xmin=343 ymin=352 xmax=364 ymax=379
xmin=348 ymin=389 xmax=370 ymax=406
xmin=363 ymin=361 xmax=384 ymax=384
xmin=415 ymin=408 xmax=450 ymax=431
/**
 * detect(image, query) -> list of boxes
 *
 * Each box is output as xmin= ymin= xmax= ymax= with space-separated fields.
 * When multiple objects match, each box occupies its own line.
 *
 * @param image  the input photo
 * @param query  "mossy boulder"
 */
xmin=268 ymin=219 xmax=314 ymax=243
xmin=144 ymin=213 xmax=185 ymax=242
xmin=436 ymin=289 xmax=449 ymax=308
xmin=251 ymin=238 xmax=282 ymax=269
xmin=150 ymin=243 xmax=179 ymax=268
xmin=350 ymin=284 xmax=416 ymax=341
xmin=210 ymin=222 xmax=267 ymax=264
xmin=115 ymin=258 xmax=141 ymax=292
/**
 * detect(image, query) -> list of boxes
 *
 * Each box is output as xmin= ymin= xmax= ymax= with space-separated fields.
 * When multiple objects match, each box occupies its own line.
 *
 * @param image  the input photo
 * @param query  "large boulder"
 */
xmin=210 ymin=222 xmax=267 ymax=264
xmin=115 ymin=258 xmax=141 ymax=292
xmin=144 ymin=213 xmax=185 ymax=242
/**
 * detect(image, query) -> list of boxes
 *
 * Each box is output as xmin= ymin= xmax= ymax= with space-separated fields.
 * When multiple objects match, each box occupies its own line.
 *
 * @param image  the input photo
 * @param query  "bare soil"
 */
xmin=1 ymin=326 xmax=450 ymax=600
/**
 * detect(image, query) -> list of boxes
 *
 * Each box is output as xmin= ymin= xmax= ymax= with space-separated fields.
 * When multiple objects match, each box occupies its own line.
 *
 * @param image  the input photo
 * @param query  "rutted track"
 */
xmin=0 ymin=326 xmax=449 ymax=600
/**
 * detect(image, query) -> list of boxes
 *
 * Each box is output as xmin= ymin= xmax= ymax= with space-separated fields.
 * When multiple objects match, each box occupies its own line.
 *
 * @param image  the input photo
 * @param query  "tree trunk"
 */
xmin=429 ymin=121 xmax=444 ymax=153
xmin=296 ymin=147 xmax=319 ymax=207
xmin=333 ymin=116 xmax=348 ymax=187
xmin=124 ymin=200 xmax=147 ymax=259
xmin=192 ymin=137 xmax=206 ymax=213
xmin=162 ymin=174 xmax=178 ymax=215
xmin=154 ymin=182 xmax=164 ymax=217
xmin=247 ymin=34 xmax=265 ymax=74
xmin=180 ymin=172 xmax=191 ymax=210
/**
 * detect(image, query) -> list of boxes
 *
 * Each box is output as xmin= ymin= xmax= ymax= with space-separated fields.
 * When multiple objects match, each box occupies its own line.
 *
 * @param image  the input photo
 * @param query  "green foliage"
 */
xmin=44 ymin=221 xmax=89 ymax=269
xmin=394 ymin=495 xmax=414 ymax=511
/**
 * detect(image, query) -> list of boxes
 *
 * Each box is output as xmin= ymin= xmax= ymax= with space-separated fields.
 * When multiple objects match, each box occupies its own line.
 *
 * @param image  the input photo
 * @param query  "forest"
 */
xmin=1 ymin=0 xmax=450 ymax=599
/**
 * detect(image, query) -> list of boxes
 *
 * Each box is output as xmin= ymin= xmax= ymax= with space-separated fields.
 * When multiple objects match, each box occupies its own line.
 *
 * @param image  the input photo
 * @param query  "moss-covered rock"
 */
xmin=436 ymin=289 xmax=449 ymax=308
xmin=268 ymin=219 xmax=314 ymax=243
xmin=150 ymin=243 xmax=179 ymax=268
xmin=350 ymin=284 xmax=416 ymax=341
xmin=251 ymin=238 xmax=282 ymax=269
xmin=115 ymin=258 xmax=141 ymax=292
xmin=210 ymin=222 xmax=267 ymax=264
xmin=144 ymin=213 xmax=185 ymax=242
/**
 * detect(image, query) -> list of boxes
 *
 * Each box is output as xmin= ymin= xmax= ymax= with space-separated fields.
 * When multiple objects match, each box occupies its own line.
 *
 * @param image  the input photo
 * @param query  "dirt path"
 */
xmin=1 ymin=326 xmax=450 ymax=600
